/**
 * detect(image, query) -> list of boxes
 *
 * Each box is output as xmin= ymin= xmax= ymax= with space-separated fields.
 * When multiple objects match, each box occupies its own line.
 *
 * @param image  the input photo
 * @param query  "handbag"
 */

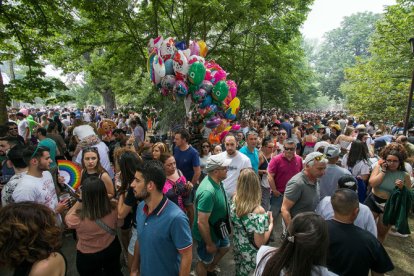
xmin=95 ymin=219 xmax=116 ymax=236
xmin=210 ymin=185 xmax=232 ymax=240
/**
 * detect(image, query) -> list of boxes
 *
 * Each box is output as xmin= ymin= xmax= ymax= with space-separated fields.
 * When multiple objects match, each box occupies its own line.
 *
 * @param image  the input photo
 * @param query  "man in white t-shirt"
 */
xmin=75 ymin=141 xmax=114 ymax=179
xmin=218 ymin=135 xmax=251 ymax=198
xmin=12 ymin=146 xmax=67 ymax=223
xmin=16 ymin=112 xmax=30 ymax=143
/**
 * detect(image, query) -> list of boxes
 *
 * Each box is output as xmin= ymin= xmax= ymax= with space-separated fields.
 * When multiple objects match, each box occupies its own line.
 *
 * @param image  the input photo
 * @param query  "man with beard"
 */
xmin=12 ymin=146 xmax=67 ymax=224
xmin=130 ymin=160 xmax=192 ymax=276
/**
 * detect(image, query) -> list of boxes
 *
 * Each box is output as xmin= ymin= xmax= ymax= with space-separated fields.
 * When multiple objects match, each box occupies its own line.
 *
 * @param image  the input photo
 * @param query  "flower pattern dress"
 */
xmin=230 ymin=202 xmax=270 ymax=276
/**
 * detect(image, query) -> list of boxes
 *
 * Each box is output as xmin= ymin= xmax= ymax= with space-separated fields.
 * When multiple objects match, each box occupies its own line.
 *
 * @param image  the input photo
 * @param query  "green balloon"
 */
xmin=212 ymin=80 xmax=229 ymax=102
xmin=188 ymin=62 xmax=206 ymax=86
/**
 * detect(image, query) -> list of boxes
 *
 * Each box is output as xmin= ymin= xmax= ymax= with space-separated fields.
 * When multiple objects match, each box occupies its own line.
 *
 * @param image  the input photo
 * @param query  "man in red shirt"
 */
xmin=267 ymin=139 xmax=303 ymax=220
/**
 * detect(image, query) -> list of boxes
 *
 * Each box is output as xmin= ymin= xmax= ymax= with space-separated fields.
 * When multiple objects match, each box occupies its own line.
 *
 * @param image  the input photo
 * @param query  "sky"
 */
xmin=301 ymin=0 xmax=396 ymax=41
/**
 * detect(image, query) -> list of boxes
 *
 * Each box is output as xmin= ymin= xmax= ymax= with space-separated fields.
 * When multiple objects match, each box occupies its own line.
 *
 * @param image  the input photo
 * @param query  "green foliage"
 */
xmin=314 ymin=12 xmax=381 ymax=100
xmin=341 ymin=1 xmax=414 ymax=121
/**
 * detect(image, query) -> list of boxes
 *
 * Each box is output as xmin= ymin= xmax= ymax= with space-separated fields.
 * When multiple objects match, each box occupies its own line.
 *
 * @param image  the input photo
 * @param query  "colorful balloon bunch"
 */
xmin=147 ymin=36 xmax=241 ymax=136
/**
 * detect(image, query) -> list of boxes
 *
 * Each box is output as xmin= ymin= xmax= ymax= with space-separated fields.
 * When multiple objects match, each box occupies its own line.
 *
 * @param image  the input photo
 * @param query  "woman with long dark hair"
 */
xmin=115 ymin=150 xmax=142 ymax=272
xmin=255 ymin=212 xmax=335 ymax=276
xmin=341 ymin=140 xmax=371 ymax=202
xmin=80 ymin=146 xmax=114 ymax=198
xmin=0 ymin=202 xmax=66 ymax=276
xmin=65 ymin=176 xmax=123 ymax=276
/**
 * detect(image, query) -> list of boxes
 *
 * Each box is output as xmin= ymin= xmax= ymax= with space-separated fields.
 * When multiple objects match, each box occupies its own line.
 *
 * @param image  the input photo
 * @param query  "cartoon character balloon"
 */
xmin=160 ymin=37 xmax=176 ymax=61
xmin=189 ymin=40 xmax=200 ymax=56
xmin=174 ymin=80 xmax=188 ymax=97
xmin=152 ymin=53 xmax=166 ymax=84
xmin=212 ymin=80 xmax=229 ymax=102
xmin=173 ymin=50 xmax=189 ymax=80
xmin=148 ymin=36 xmax=163 ymax=53
xmin=188 ymin=62 xmax=206 ymax=86
xmin=198 ymin=40 xmax=208 ymax=57
xmin=161 ymin=75 xmax=176 ymax=91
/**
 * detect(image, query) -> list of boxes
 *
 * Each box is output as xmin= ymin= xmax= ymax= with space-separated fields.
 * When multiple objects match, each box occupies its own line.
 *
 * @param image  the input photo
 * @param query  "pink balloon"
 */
xmin=189 ymin=41 xmax=200 ymax=56
xmin=231 ymin=124 xmax=241 ymax=131
xmin=210 ymin=69 xmax=227 ymax=85
xmin=226 ymin=80 xmax=237 ymax=99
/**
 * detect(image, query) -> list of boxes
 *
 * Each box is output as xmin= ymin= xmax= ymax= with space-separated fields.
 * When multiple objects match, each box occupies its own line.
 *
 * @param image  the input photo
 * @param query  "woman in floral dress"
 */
xmin=231 ymin=168 xmax=274 ymax=276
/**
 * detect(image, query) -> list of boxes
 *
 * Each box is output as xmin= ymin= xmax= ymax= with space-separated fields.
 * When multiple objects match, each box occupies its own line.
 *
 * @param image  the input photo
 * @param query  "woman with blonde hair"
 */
xmin=152 ymin=141 xmax=169 ymax=160
xmin=231 ymin=168 xmax=274 ymax=276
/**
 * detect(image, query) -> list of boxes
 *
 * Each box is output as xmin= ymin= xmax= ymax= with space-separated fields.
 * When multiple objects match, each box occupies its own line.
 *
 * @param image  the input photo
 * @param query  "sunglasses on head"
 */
xmin=84 ymin=146 xmax=98 ymax=152
xmin=306 ymin=154 xmax=326 ymax=164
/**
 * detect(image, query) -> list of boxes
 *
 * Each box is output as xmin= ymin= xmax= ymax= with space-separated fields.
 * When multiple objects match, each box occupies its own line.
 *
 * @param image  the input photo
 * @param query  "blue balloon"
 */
xmin=199 ymin=95 xmax=212 ymax=108
xmin=164 ymin=59 xmax=174 ymax=75
xmin=175 ymin=41 xmax=187 ymax=50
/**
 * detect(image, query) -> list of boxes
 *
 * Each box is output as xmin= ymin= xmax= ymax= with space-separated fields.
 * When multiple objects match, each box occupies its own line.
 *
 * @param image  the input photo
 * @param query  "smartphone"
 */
xmin=64 ymin=183 xmax=82 ymax=202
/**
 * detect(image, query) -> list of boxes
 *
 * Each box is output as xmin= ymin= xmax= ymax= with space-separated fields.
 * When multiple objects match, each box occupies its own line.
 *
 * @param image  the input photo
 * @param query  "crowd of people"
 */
xmin=0 ymin=106 xmax=413 ymax=276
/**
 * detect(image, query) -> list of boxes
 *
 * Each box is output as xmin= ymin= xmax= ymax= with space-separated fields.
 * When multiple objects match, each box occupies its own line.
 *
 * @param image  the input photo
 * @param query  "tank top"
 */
xmin=378 ymin=170 xmax=407 ymax=195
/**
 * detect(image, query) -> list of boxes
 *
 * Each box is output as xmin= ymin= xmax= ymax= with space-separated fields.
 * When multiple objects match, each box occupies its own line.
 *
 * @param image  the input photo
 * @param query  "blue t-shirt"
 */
xmin=239 ymin=146 xmax=259 ymax=173
xmin=280 ymin=121 xmax=293 ymax=138
xmin=38 ymin=138 xmax=57 ymax=168
xmin=136 ymin=197 xmax=192 ymax=276
xmin=174 ymin=145 xmax=200 ymax=182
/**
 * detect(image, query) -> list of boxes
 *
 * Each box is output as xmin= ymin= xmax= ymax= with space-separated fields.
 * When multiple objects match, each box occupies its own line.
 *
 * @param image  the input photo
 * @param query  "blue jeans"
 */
xmin=270 ymin=193 xmax=283 ymax=221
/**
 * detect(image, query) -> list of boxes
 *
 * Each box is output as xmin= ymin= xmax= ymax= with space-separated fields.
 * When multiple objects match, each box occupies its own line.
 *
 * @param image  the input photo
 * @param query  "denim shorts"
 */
xmin=197 ymin=237 xmax=230 ymax=264
xmin=127 ymin=227 xmax=137 ymax=255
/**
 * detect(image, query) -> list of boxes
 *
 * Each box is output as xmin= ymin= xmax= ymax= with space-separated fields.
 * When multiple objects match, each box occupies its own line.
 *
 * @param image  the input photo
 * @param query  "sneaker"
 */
xmin=388 ymin=231 xmax=410 ymax=238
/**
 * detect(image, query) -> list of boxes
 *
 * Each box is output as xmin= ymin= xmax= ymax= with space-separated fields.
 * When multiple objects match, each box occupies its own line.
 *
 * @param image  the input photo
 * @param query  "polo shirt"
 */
xmin=284 ymin=171 xmax=320 ymax=218
xmin=267 ymin=153 xmax=303 ymax=193
xmin=239 ymin=146 xmax=259 ymax=173
xmin=136 ymin=196 xmax=192 ymax=276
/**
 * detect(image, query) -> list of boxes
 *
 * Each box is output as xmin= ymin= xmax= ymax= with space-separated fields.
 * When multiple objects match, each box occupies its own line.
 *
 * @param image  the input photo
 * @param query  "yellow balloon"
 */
xmin=198 ymin=40 xmax=208 ymax=57
xmin=229 ymin=97 xmax=240 ymax=115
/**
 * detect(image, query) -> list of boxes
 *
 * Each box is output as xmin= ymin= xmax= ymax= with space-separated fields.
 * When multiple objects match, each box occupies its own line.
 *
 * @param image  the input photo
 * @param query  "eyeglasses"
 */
xmin=386 ymin=159 xmax=399 ymax=164
xmin=284 ymin=147 xmax=296 ymax=151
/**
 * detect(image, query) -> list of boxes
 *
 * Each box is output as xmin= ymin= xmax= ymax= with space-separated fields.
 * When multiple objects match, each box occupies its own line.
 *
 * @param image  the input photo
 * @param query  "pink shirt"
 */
xmin=65 ymin=208 xmax=119 ymax=253
xmin=267 ymin=153 xmax=303 ymax=193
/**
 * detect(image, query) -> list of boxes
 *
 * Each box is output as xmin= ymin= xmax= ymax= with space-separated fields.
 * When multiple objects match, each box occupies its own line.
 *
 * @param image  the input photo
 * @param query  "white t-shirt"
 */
xmin=18 ymin=119 xmax=29 ymax=138
xmin=316 ymin=196 xmax=377 ymax=237
xmin=83 ymin=112 xmax=91 ymax=122
xmin=341 ymin=155 xmax=370 ymax=177
xmin=61 ymin=118 xmax=71 ymax=128
xmin=219 ymin=151 xmax=252 ymax=198
xmin=76 ymin=141 xmax=114 ymax=179
xmin=73 ymin=124 xmax=96 ymax=140
xmin=12 ymin=171 xmax=60 ymax=222
xmin=255 ymin=246 xmax=338 ymax=276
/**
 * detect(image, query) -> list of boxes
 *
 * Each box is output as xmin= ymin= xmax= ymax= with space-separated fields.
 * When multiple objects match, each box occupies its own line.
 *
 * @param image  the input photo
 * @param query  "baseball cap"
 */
xmin=324 ymin=145 xmax=340 ymax=159
xmin=303 ymin=152 xmax=326 ymax=165
xmin=204 ymin=154 xmax=231 ymax=173
xmin=338 ymin=175 xmax=358 ymax=191
xmin=356 ymin=124 xmax=366 ymax=130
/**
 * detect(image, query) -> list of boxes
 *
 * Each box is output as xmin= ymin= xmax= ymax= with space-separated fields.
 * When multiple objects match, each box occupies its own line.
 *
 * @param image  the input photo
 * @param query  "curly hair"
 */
xmin=379 ymin=143 xmax=407 ymax=171
xmin=0 ymin=202 xmax=62 ymax=267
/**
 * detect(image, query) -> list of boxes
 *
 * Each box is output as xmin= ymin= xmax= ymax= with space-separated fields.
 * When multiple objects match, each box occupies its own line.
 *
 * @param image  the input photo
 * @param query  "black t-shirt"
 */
xmin=327 ymin=220 xmax=394 ymax=276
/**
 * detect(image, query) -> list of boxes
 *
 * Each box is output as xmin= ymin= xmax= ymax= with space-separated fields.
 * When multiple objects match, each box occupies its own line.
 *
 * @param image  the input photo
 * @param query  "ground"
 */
xmin=0 ymin=214 xmax=412 ymax=275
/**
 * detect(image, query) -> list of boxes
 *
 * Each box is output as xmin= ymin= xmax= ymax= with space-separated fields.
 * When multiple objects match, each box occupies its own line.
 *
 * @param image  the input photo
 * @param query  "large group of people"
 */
xmin=0 ymin=106 xmax=413 ymax=276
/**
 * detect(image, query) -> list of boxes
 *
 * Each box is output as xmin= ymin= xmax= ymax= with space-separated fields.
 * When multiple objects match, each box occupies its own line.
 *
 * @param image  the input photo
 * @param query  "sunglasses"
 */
xmin=84 ymin=146 xmax=98 ymax=152
xmin=306 ymin=154 xmax=326 ymax=164
xmin=8 ymin=127 xmax=17 ymax=131
xmin=284 ymin=147 xmax=295 ymax=151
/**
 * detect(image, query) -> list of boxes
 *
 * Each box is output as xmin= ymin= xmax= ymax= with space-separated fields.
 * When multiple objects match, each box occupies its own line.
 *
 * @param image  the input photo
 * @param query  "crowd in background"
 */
xmin=0 ymin=106 xmax=412 ymax=276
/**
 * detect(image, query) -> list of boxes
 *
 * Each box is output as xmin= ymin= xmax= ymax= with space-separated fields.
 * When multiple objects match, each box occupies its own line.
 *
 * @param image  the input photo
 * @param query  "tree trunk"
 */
xmin=8 ymin=60 xmax=19 ymax=108
xmin=101 ymin=88 xmax=116 ymax=117
xmin=0 ymin=68 xmax=9 ymax=124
